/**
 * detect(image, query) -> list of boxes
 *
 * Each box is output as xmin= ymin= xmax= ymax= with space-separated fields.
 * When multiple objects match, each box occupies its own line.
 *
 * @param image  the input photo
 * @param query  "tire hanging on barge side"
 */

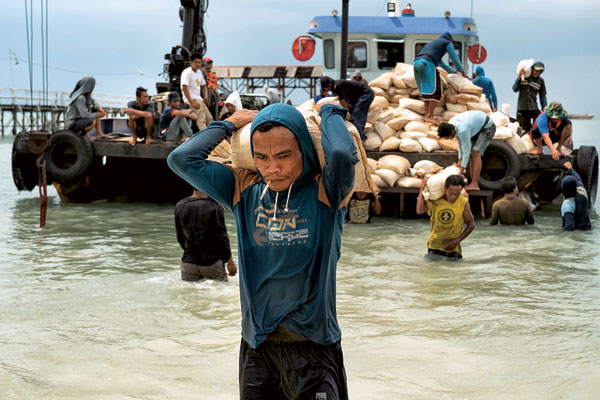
xmin=478 ymin=140 xmax=521 ymax=191
xmin=11 ymin=131 xmax=39 ymax=191
xmin=574 ymin=145 xmax=598 ymax=208
xmin=45 ymin=130 xmax=93 ymax=183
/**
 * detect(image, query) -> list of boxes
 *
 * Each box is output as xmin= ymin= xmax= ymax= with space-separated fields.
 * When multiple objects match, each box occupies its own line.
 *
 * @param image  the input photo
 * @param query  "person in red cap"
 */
xmin=203 ymin=57 xmax=218 ymax=91
xmin=203 ymin=57 xmax=219 ymax=119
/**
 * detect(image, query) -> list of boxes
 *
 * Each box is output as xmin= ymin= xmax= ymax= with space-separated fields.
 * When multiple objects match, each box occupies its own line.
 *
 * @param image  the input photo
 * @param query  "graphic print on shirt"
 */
xmin=438 ymin=208 xmax=456 ymax=224
xmin=253 ymin=204 xmax=309 ymax=247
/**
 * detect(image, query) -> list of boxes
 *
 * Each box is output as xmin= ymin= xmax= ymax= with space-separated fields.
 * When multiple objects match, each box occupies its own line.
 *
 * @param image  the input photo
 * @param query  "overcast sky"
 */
xmin=1 ymin=0 xmax=599 ymax=115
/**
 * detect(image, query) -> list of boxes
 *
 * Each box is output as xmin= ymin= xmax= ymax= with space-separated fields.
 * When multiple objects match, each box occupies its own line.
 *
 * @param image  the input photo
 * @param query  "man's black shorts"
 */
xmin=239 ymin=337 xmax=348 ymax=400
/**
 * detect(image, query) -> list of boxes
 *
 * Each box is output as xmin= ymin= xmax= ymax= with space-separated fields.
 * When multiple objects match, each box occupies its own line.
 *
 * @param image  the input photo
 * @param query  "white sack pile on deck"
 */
xmin=356 ymin=62 xmax=532 ymax=156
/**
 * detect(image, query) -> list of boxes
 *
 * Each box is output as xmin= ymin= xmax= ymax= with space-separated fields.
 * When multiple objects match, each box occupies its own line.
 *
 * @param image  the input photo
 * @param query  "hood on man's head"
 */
xmin=440 ymin=32 xmax=453 ymax=42
xmin=561 ymin=175 xmax=577 ymax=198
xmin=68 ymin=76 xmax=96 ymax=105
xmin=250 ymin=104 xmax=320 ymax=183
xmin=224 ymin=91 xmax=243 ymax=111
xmin=475 ymin=66 xmax=485 ymax=77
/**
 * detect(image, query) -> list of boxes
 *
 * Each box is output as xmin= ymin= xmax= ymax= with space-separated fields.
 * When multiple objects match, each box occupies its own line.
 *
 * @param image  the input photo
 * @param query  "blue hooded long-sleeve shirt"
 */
xmin=167 ymin=104 xmax=358 ymax=348
xmin=472 ymin=66 xmax=497 ymax=110
xmin=415 ymin=32 xmax=464 ymax=74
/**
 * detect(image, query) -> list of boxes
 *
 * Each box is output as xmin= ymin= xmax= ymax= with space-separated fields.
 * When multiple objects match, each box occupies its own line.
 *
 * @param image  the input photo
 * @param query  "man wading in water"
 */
xmin=168 ymin=102 xmax=357 ymax=399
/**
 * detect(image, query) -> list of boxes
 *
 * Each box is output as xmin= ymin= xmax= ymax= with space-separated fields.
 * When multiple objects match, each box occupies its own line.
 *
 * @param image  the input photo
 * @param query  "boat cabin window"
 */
xmin=377 ymin=41 xmax=404 ymax=69
xmin=324 ymin=39 xmax=335 ymax=69
xmin=347 ymin=41 xmax=367 ymax=69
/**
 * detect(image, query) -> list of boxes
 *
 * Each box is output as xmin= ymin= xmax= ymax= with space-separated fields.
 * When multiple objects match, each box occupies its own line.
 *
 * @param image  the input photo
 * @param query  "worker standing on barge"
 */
xmin=513 ymin=61 xmax=547 ymax=133
xmin=413 ymin=32 xmax=468 ymax=125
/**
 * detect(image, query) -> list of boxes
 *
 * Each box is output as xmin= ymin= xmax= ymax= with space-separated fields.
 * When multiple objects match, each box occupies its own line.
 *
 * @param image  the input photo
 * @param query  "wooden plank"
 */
xmin=91 ymin=140 xmax=176 ymax=159
xmin=378 ymin=187 xmax=493 ymax=218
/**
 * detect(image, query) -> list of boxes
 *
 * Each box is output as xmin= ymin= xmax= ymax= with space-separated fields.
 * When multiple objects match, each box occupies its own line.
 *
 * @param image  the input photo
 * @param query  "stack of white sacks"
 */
xmin=368 ymin=154 xmax=463 ymax=200
xmin=363 ymin=62 xmax=534 ymax=157
xmin=364 ymin=62 xmax=545 ymax=198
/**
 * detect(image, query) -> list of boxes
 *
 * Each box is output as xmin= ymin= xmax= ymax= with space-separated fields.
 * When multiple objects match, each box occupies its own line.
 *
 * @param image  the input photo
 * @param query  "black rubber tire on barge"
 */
xmin=11 ymin=131 xmax=39 ymax=191
xmin=574 ymin=145 xmax=598 ymax=207
xmin=45 ymin=130 xmax=93 ymax=183
xmin=478 ymin=140 xmax=521 ymax=191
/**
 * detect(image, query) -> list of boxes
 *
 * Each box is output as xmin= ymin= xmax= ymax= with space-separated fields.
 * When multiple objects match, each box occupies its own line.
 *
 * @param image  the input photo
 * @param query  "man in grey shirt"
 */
xmin=124 ymin=86 xmax=157 ymax=146
xmin=65 ymin=76 xmax=108 ymax=139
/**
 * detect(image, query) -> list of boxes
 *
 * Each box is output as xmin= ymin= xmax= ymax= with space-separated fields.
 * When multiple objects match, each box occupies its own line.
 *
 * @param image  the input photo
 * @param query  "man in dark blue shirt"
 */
xmin=413 ymin=32 xmax=467 ymax=125
xmin=159 ymin=92 xmax=195 ymax=143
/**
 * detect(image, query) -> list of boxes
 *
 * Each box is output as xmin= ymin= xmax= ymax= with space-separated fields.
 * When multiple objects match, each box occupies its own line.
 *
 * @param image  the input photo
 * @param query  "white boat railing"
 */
xmin=0 ymin=88 xmax=130 ymax=109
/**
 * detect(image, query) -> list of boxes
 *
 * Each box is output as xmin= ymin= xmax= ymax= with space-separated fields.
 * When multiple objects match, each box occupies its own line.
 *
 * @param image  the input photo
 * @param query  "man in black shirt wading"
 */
xmin=174 ymin=189 xmax=237 ymax=281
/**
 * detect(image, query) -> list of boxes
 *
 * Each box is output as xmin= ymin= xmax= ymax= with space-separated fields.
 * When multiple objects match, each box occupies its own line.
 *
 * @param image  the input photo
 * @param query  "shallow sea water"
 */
xmin=1 ymin=120 xmax=599 ymax=399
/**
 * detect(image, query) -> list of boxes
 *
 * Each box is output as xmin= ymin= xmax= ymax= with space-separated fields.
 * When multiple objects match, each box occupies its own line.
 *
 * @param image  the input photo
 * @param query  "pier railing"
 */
xmin=0 ymin=88 xmax=131 ymax=135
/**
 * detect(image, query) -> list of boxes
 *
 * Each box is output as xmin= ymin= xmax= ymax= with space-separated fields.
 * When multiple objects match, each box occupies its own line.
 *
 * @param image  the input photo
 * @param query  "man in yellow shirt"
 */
xmin=416 ymin=175 xmax=475 ymax=259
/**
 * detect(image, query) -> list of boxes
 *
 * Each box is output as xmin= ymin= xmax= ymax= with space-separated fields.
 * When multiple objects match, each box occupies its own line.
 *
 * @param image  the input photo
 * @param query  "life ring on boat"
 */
xmin=11 ymin=131 xmax=39 ymax=191
xmin=574 ymin=145 xmax=598 ymax=207
xmin=478 ymin=140 xmax=521 ymax=191
xmin=45 ymin=129 xmax=93 ymax=183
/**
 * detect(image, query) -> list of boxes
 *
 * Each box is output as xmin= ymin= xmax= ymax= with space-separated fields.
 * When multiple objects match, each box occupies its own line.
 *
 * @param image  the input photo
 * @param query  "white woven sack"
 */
xmin=443 ymin=111 xmax=458 ymax=121
xmin=399 ymin=138 xmax=422 ymax=152
xmin=396 ymin=176 xmax=423 ymax=188
xmin=506 ymin=133 xmax=528 ymax=154
xmin=401 ymin=68 xmax=418 ymax=89
xmin=367 ymin=158 xmax=378 ymax=173
xmin=369 ymin=72 xmax=395 ymax=90
xmin=371 ymin=173 xmax=388 ymax=188
xmin=391 ymin=75 xmax=408 ymax=89
xmin=371 ymin=87 xmax=389 ymax=99
xmin=467 ymin=101 xmax=492 ymax=113
xmin=387 ymin=117 xmax=409 ymax=131
xmin=445 ymin=103 xmax=468 ymax=113
xmin=379 ymin=108 xmax=396 ymax=124
xmin=404 ymin=121 xmax=429 ymax=133
xmin=455 ymin=93 xmax=481 ymax=105
xmin=393 ymin=62 xmax=412 ymax=76
xmin=413 ymin=160 xmax=443 ymax=176
xmin=400 ymin=131 xmax=427 ymax=140
xmin=423 ymin=165 xmax=461 ymax=201
xmin=379 ymin=136 xmax=402 ymax=151
xmin=364 ymin=131 xmax=382 ymax=151
xmin=521 ymin=134 xmax=535 ymax=153
xmin=398 ymin=98 xmax=425 ymax=114
xmin=394 ymin=108 xmax=424 ymax=121
xmin=494 ymin=126 xmax=513 ymax=140
xmin=491 ymin=111 xmax=510 ymax=127
xmin=418 ymin=137 xmax=442 ymax=152
xmin=377 ymin=154 xmax=410 ymax=175
xmin=426 ymin=130 xmax=440 ymax=139
xmin=516 ymin=58 xmax=534 ymax=78
xmin=370 ymin=96 xmax=389 ymax=110
xmin=374 ymin=168 xmax=401 ymax=187
xmin=374 ymin=121 xmax=396 ymax=140
xmin=367 ymin=108 xmax=382 ymax=125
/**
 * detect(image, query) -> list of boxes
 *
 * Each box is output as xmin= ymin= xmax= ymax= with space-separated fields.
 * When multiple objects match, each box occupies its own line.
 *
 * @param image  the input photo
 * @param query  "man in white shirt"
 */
xmin=180 ymin=53 xmax=213 ymax=130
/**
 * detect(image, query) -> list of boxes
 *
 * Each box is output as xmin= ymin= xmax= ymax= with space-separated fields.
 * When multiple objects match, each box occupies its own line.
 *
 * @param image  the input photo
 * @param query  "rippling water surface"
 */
xmin=1 ymin=120 xmax=600 ymax=399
